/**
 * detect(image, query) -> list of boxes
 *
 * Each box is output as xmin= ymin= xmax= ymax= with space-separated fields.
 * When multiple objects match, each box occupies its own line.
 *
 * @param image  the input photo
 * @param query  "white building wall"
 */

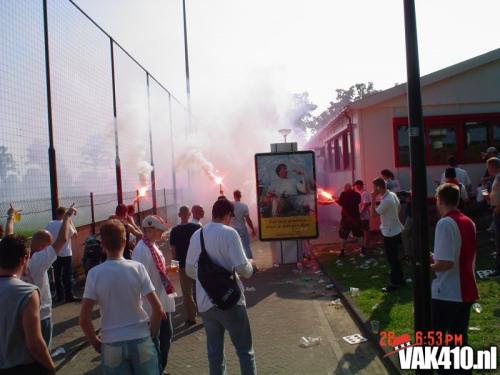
xmin=306 ymin=56 xmax=500 ymax=197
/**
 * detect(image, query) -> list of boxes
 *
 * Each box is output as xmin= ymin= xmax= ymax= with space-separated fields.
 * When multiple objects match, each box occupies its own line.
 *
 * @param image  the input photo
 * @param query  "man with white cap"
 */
xmin=132 ymin=215 xmax=175 ymax=374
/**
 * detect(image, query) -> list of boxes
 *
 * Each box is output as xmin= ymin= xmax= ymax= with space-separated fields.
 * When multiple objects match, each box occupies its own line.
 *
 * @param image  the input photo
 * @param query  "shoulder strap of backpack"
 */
xmin=200 ymin=229 xmax=207 ymax=254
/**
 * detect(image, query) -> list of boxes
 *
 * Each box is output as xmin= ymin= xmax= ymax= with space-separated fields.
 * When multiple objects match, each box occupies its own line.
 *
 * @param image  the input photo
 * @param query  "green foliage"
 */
xmin=313 ymin=82 xmax=379 ymax=135
xmin=287 ymin=92 xmax=318 ymax=134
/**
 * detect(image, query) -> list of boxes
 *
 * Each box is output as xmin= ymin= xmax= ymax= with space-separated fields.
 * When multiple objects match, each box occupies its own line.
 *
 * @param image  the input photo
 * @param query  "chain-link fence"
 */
xmin=0 ymin=0 xmax=187 ymax=234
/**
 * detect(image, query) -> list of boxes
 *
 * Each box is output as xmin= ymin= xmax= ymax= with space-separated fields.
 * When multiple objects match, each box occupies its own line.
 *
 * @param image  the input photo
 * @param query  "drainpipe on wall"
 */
xmin=344 ymin=109 xmax=356 ymax=184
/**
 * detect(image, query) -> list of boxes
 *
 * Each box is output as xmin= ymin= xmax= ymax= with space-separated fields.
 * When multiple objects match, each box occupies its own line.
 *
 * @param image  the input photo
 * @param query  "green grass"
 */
xmin=316 ymin=221 xmax=500 ymax=374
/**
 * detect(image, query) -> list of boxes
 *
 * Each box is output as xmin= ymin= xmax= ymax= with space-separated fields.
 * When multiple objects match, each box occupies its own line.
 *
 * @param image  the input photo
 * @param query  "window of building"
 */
xmin=463 ymin=121 xmax=488 ymax=163
xmin=394 ymin=113 xmax=500 ymax=166
xmin=427 ymin=127 xmax=457 ymax=165
xmin=327 ymin=141 xmax=334 ymax=172
xmin=342 ymin=133 xmax=350 ymax=169
xmin=491 ymin=122 xmax=500 ymax=148
xmin=334 ymin=138 xmax=341 ymax=170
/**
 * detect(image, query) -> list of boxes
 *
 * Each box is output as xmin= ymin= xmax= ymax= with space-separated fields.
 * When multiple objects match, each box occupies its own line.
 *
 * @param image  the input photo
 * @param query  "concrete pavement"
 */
xmin=52 ymin=240 xmax=389 ymax=374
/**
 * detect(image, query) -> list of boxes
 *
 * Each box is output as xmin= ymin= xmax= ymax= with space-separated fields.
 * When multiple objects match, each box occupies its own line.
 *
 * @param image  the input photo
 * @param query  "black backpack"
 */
xmin=197 ymin=229 xmax=241 ymax=310
xmin=82 ymin=235 xmax=106 ymax=275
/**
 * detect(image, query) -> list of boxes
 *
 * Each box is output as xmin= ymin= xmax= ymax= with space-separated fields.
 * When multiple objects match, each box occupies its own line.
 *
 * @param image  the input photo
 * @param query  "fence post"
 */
xmin=146 ymin=74 xmax=157 ymax=214
xmin=90 ymin=192 xmax=96 ymax=235
xmin=163 ymin=188 xmax=167 ymax=218
xmin=110 ymin=39 xmax=123 ymax=205
xmin=136 ymin=190 xmax=141 ymax=223
xmin=168 ymin=94 xmax=178 ymax=207
xmin=43 ymin=0 xmax=59 ymax=219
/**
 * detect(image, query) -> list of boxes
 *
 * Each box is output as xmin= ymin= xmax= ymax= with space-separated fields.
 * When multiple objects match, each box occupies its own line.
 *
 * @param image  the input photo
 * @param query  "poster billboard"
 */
xmin=255 ymin=150 xmax=318 ymax=241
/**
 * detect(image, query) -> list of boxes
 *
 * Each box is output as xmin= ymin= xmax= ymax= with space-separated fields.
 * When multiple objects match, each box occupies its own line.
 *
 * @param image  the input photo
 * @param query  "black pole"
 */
xmin=403 ymin=0 xmax=432 ymax=359
xmin=43 ymin=0 xmax=59 ymax=219
xmin=146 ymin=74 xmax=157 ymax=214
xmin=182 ymin=0 xmax=192 ymax=128
xmin=110 ymin=38 xmax=123 ymax=205
xmin=168 ymin=94 xmax=178 ymax=207
xmin=90 ymin=192 xmax=96 ymax=235
xmin=182 ymin=0 xmax=193 ymax=199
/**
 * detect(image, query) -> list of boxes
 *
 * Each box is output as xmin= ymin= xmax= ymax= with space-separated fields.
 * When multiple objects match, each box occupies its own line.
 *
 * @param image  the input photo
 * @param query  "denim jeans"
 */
xmin=152 ymin=313 xmax=173 ymax=374
xmin=40 ymin=317 xmax=52 ymax=350
xmin=53 ymin=256 xmax=73 ymax=300
xmin=201 ymin=305 xmax=256 ymax=375
xmin=101 ymin=336 xmax=158 ymax=375
xmin=236 ymin=229 xmax=253 ymax=259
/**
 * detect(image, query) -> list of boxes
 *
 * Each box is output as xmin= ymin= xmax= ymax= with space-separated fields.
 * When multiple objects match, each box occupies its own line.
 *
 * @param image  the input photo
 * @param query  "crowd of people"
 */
xmin=332 ymin=146 xmax=500 ymax=358
xmin=0 ymin=189 xmax=257 ymax=374
xmin=1 ymin=144 xmax=500 ymax=374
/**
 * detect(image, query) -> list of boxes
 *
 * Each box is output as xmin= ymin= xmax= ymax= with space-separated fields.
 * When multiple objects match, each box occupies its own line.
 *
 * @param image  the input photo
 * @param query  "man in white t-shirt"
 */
xmin=21 ymin=205 xmax=77 ymax=349
xmin=132 ymin=215 xmax=175 ymax=374
xmin=45 ymin=207 xmax=78 ymax=303
xmin=354 ymin=180 xmax=371 ymax=255
xmin=231 ymin=190 xmax=256 ymax=259
xmin=266 ymin=163 xmax=311 ymax=217
xmin=186 ymin=199 xmax=257 ymax=375
xmin=80 ymin=220 xmax=163 ymax=375
xmin=371 ymin=177 xmax=405 ymax=292
xmin=431 ymin=183 xmax=479 ymax=348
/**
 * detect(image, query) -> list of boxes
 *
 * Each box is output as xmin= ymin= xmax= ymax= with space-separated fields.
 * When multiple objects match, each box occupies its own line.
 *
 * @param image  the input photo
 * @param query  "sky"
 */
xmin=73 ymin=0 xmax=500 ymax=115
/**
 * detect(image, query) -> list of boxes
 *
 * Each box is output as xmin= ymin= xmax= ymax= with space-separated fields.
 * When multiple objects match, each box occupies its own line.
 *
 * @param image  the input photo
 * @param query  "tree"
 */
xmin=287 ymin=92 xmax=318 ymax=135
xmin=315 ymin=82 xmax=379 ymax=132
xmin=0 ymin=146 xmax=16 ymax=182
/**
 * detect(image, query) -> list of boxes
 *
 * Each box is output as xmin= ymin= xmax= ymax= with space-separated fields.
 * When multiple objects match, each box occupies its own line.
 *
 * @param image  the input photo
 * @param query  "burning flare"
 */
xmin=214 ymin=176 xmax=223 ymax=185
xmin=317 ymin=188 xmax=336 ymax=205
xmin=138 ymin=186 xmax=148 ymax=198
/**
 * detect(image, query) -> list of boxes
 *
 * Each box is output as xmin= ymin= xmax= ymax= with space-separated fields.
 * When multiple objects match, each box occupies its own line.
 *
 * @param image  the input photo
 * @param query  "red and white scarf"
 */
xmin=142 ymin=238 xmax=174 ymax=295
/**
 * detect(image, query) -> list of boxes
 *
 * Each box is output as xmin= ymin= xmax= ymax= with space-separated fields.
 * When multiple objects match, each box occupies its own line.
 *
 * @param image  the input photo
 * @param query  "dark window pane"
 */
xmin=427 ymin=127 xmax=457 ymax=164
xmin=342 ymin=133 xmax=350 ymax=170
xmin=327 ymin=141 xmax=334 ymax=172
xmin=334 ymin=138 xmax=341 ymax=170
xmin=397 ymin=126 xmax=410 ymax=165
xmin=464 ymin=121 xmax=488 ymax=163
xmin=491 ymin=122 xmax=500 ymax=148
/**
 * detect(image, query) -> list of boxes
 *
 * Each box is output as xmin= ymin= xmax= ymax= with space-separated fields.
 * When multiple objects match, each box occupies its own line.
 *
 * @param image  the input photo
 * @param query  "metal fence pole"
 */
xmin=90 ymin=192 xmax=96 ymax=235
xmin=110 ymin=39 xmax=123 ymax=204
xmin=403 ymin=0 xmax=432 ymax=366
xmin=146 ymin=74 xmax=157 ymax=214
xmin=43 ymin=0 xmax=59 ymax=219
xmin=168 ymin=94 xmax=178 ymax=207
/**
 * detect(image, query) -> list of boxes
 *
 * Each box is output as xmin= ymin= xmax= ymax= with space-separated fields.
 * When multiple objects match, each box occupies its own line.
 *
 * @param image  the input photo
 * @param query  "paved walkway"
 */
xmin=52 ymin=240 xmax=389 ymax=374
